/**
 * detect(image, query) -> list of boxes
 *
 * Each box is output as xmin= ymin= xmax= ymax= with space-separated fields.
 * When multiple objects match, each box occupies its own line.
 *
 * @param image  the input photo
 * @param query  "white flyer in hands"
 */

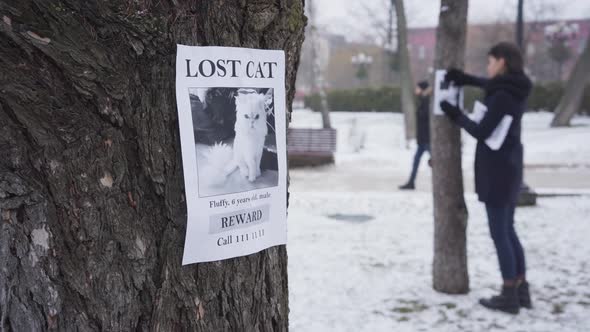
xmin=175 ymin=45 xmax=288 ymax=265
xmin=433 ymin=69 xmax=464 ymax=116
xmin=469 ymin=100 xmax=513 ymax=151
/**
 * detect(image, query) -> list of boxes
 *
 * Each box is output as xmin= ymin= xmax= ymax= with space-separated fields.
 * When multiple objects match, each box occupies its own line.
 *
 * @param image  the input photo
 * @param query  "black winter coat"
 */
xmin=454 ymin=72 xmax=532 ymax=206
xmin=416 ymin=95 xmax=430 ymax=145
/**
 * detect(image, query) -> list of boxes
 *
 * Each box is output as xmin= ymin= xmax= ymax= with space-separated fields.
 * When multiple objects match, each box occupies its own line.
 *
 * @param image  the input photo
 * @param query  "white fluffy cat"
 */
xmin=223 ymin=91 xmax=269 ymax=182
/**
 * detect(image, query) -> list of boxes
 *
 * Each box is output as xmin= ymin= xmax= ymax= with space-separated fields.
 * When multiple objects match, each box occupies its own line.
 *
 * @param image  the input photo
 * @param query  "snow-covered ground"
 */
xmin=287 ymin=111 xmax=590 ymax=331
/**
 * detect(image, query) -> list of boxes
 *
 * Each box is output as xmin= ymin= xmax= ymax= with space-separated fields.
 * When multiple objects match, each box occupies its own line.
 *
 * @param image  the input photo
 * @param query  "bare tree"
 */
xmin=431 ymin=0 xmax=470 ymax=294
xmin=0 ymin=1 xmax=305 ymax=330
xmin=548 ymin=39 xmax=573 ymax=80
xmin=525 ymin=0 xmax=560 ymax=45
xmin=524 ymin=0 xmax=561 ymax=81
xmin=551 ymin=33 xmax=590 ymax=127
xmin=393 ymin=0 xmax=417 ymax=142
xmin=346 ymin=1 xmax=399 ymax=89
xmin=308 ymin=0 xmax=331 ymax=129
xmin=346 ymin=0 xmax=416 ymax=142
xmin=347 ymin=0 xmax=393 ymax=46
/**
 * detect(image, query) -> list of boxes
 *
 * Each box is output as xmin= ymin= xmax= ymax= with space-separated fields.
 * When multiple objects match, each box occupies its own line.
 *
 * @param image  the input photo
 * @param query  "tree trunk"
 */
xmin=431 ymin=0 xmax=470 ymax=294
xmin=308 ymin=0 xmax=331 ymax=129
xmin=551 ymin=34 xmax=590 ymax=127
xmin=0 ymin=1 xmax=305 ymax=331
xmin=516 ymin=0 xmax=525 ymax=50
xmin=393 ymin=0 xmax=416 ymax=142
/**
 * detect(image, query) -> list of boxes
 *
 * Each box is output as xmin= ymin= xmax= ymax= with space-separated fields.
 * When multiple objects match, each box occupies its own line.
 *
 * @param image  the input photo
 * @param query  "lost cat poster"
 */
xmin=175 ymin=45 xmax=287 ymax=265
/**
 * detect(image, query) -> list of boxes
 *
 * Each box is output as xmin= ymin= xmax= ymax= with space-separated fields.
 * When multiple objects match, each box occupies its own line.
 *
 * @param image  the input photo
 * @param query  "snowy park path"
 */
xmin=288 ymin=111 xmax=590 ymax=331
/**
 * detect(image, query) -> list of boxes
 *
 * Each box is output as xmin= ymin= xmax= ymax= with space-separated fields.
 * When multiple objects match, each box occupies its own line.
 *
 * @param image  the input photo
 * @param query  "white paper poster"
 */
xmin=433 ymin=69 xmax=464 ymax=116
xmin=175 ymin=45 xmax=288 ymax=265
xmin=469 ymin=100 xmax=513 ymax=151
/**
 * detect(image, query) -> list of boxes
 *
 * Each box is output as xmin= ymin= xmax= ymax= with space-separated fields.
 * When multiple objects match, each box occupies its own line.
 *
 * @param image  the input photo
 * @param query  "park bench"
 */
xmin=287 ymin=128 xmax=337 ymax=167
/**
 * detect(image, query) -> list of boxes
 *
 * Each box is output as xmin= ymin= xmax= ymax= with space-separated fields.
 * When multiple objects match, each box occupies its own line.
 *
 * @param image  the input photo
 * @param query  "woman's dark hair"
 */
xmin=488 ymin=42 xmax=524 ymax=73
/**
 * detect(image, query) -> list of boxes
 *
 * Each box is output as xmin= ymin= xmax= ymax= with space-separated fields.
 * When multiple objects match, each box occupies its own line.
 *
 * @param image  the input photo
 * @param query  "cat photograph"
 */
xmin=189 ymin=87 xmax=279 ymax=197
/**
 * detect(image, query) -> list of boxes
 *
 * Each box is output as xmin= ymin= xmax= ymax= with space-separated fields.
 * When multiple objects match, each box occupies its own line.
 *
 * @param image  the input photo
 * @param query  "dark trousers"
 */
xmin=485 ymin=204 xmax=526 ymax=280
xmin=408 ymin=144 xmax=430 ymax=184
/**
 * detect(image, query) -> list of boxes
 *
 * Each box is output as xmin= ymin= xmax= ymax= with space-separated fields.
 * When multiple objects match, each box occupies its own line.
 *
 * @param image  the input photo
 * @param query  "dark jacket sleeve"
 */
xmin=455 ymin=91 xmax=512 ymax=141
xmin=462 ymin=73 xmax=489 ymax=89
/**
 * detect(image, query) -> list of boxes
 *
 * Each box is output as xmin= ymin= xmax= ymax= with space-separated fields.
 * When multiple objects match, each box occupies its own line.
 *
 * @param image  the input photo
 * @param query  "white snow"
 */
xmin=31 ymin=225 xmax=50 ymax=251
xmin=287 ymin=111 xmax=590 ymax=332
xmin=99 ymin=172 xmax=114 ymax=188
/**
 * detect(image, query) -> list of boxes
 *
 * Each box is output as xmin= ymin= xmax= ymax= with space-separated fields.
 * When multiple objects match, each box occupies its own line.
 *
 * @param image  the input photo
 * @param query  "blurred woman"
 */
xmin=439 ymin=42 xmax=532 ymax=314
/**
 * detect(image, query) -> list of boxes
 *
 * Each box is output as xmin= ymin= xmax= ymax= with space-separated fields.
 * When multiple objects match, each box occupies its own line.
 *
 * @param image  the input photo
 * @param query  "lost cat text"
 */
xmin=185 ymin=59 xmax=278 ymax=78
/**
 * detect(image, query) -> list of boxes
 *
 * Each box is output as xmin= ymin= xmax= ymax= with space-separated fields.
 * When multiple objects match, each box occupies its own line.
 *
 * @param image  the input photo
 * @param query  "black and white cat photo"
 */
xmin=189 ymin=87 xmax=279 ymax=197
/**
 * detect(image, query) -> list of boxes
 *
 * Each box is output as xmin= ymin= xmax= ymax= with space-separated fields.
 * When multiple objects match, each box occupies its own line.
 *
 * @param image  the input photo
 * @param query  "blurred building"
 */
xmin=296 ymin=31 xmax=399 ymax=93
xmin=295 ymin=18 xmax=590 ymax=96
xmin=408 ymin=18 xmax=590 ymax=82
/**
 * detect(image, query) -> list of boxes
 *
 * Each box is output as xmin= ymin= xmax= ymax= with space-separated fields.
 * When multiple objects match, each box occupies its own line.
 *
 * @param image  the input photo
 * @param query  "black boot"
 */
xmin=399 ymin=182 xmax=415 ymax=190
xmin=479 ymin=285 xmax=520 ymax=314
xmin=518 ymin=281 xmax=533 ymax=309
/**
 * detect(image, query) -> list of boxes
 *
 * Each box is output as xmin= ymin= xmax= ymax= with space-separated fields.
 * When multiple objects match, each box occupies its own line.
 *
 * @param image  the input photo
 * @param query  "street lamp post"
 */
xmin=351 ymin=52 xmax=373 ymax=88
xmin=544 ymin=22 xmax=579 ymax=80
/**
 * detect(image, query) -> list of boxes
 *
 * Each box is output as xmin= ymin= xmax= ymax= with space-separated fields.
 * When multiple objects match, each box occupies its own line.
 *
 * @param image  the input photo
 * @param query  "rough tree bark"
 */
xmin=551 ymin=33 xmax=590 ymax=127
xmin=392 ymin=0 xmax=416 ymax=142
xmin=0 ymin=1 xmax=305 ymax=331
xmin=430 ymin=0 xmax=470 ymax=294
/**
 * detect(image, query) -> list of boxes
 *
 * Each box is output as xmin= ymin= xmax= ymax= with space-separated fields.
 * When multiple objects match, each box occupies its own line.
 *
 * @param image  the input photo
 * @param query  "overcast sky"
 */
xmin=314 ymin=0 xmax=590 ymax=39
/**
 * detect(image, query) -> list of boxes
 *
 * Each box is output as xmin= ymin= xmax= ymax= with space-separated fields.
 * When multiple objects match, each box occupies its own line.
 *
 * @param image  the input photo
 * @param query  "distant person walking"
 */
xmin=400 ymin=81 xmax=432 ymax=190
xmin=440 ymin=42 xmax=532 ymax=314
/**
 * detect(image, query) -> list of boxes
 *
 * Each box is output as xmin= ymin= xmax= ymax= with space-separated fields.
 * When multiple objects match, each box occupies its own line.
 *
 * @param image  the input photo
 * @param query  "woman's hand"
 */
xmin=440 ymin=101 xmax=462 ymax=121
xmin=445 ymin=68 xmax=469 ymax=86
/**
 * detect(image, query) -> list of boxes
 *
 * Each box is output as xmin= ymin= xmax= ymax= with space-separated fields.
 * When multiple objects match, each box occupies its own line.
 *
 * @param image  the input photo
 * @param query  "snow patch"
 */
xmin=288 ymin=111 xmax=590 ymax=331
xmin=26 ymin=31 xmax=51 ymax=45
xmin=100 ymin=172 xmax=113 ymax=188
xmin=30 ymin=225 xmax=50 ymax=266
xmin=135 ymin=236 xmax=147 ymax=257
xmin=31 ymin=225 xmax=50 ymax=251
xmin=49 ymin=160 xmax=60 ymax=174
xmin=3 ymin=15 xmax=11 ymax=27
xmin=29 ymin=248 xmax=38 ymax=266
